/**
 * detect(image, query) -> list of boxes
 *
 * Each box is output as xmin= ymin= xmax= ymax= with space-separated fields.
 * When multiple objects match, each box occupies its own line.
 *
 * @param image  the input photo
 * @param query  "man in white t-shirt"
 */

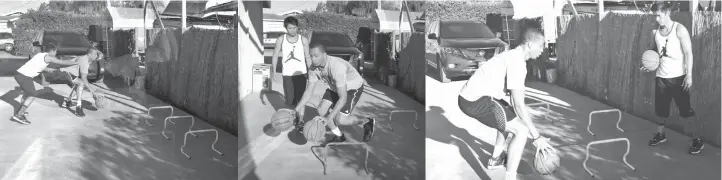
xmin=640 ymin=2 xmax=701 ymax=154
xmin=12 ymin=44 xmax=79 ymax=125
xmin=457 ymin=28 xmax=554 ymax=180
xmin=294 ymin=43 xmax=375 ymax=143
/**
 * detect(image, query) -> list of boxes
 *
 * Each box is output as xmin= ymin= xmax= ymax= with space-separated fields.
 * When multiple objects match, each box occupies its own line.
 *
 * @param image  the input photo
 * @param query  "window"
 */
xmin=439 ymin=21 xmax=495 ymax=39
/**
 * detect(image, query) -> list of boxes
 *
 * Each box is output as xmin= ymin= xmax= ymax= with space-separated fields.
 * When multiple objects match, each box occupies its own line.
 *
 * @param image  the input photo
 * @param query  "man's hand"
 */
xmin=533 ymin=137 xmax=556 ymax=155
xmin=683 ymin=75 xmax=693 ymax=91
xmin=640 ymin=65 xmax=653 ymax=72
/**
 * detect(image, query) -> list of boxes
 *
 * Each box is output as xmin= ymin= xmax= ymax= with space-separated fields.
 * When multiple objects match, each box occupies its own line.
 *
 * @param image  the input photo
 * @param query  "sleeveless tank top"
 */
xmin=281 ymin=34 xmax=308 ymax=76
xmin=655 ymin=22 xmax=685 ymax=78
xmin=17 ymin=53 xmax=49 ymax=78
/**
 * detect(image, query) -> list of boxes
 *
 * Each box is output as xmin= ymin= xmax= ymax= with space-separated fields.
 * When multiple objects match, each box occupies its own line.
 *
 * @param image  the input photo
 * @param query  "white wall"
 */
xmin=238 ymin=1 xmax=265 ymax=100
xmin=263 ymin=20 xmax=285 ymax=33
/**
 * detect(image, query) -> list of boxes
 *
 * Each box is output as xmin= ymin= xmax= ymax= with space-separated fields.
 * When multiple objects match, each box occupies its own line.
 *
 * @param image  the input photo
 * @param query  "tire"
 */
xmin=4 ymin=44 xmax=12 ymax=52
xmin=437 ymin=54 xmax=450 ymax=83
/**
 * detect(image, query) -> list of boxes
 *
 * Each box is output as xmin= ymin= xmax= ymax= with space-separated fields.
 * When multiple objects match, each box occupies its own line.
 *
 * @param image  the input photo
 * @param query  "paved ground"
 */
xmin=0 ymin=57 xmax=237 ymax=180
xmin=425 ymin=76 xmax=721 ymax=180
xmin=239 ymin=73 xmax=424 ymax=180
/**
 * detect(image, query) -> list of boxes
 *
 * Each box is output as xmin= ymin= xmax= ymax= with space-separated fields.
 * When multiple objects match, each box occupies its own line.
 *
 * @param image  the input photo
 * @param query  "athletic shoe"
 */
xmin=327 ymin=134 xmax=347 ymax=143
xmin=487 ymin=152 xmax=507 ymax=170
xmin=648 ymin=132 xmax=667 ymax=146
xmin=689 ymin=138 xmax=704 ymax=155
xmin=74 ymin=106 xmax=85 ymax=117
xmin=10 ymin=115 xmax=30 ymax=125
xmin=362 ymin=118 xmax=375 ymax=142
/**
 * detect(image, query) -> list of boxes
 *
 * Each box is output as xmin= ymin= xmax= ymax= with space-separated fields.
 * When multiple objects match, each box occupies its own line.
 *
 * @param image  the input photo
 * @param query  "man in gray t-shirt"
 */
xmin=294 ymin=43 xmax=375 ymax=143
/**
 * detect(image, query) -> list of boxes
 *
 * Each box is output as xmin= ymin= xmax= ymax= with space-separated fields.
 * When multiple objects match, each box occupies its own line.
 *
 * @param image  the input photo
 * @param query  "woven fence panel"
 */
xmin=556 ymin=12 xmax=721 ymax=146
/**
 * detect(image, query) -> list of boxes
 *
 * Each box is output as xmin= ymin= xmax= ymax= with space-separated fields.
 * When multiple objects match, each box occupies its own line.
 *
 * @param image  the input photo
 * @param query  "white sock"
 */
xmin=505 ymin=172 xmax=517 ymax=180
xmin=331 ymin=128 xmax=342 ymax=136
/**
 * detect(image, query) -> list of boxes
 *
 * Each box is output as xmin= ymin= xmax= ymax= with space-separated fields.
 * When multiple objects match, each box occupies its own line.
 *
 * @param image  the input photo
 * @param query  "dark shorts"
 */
xmin=321 ymin=86 xmax=364 ymax=115
xmin=458 ymin=96 xmax=517 ymax=132
xmin=282 ymin=74 xmax=307 ymax=106
xmin=14 ymin=73 xmax=36 ymax=97
xmin=655 ymin=75 xmax=695 ymax=118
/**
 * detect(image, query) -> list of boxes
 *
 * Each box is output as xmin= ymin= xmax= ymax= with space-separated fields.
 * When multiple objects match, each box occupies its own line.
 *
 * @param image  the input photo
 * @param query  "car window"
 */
xmin=440 ymin=21 xmax=495 ymax=39
xmin=311 ymin=32 xmax=353 ymax=47
xmin=0 ymin=33 xmax=11 ymax=39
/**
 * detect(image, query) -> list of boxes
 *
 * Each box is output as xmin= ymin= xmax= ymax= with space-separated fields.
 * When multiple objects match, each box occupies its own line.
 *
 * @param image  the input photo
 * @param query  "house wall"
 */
xmin=238 ymin=1 xmax=265 ymax=100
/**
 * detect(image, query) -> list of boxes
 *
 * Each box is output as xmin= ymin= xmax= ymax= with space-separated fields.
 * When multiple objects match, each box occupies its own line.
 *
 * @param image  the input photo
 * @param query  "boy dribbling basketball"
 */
xmin=293 ymin=43 xmax=375 ymax=143
xmin=457 ymin=28 xmax=555 ymax=180
xmin=59 ymin=45 xmax=104 ymax=117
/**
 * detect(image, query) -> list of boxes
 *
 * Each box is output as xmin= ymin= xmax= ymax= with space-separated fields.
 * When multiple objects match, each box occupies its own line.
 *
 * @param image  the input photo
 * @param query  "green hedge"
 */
xmin=424 ymin=1 xmax=507 ymax=22
xmin=12 ymin=10 xmax=111 ymax=56
xmin=294 ymin=12 xmax=372 ymax=44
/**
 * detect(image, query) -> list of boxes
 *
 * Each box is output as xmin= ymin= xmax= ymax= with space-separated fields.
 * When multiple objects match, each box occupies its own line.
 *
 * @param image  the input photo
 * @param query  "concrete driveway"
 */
xmin=239 ymin=74 xmax=425 ymax=180
xmin=0 ymin=57 xmax=237 ymax=180
xmin=425 ymin=76 xmax=721 ymax=180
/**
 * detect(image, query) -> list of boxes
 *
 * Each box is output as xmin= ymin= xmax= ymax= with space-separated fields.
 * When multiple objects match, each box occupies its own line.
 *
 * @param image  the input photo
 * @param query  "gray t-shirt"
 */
xmin=308 ymin=55 xmax=364 ymax=92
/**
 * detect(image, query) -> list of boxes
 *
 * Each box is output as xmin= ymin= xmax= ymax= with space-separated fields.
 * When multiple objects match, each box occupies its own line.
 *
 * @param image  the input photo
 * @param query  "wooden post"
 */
xmin=598 ymin=0 xmax=604 ymax=21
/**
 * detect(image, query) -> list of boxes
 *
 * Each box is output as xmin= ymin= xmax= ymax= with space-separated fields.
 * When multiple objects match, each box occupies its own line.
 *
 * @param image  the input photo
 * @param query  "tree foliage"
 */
xmin=424 ymin=1 xmax=507 ymax=22
xmin=315 ymin=1 xmax=426 ymax=17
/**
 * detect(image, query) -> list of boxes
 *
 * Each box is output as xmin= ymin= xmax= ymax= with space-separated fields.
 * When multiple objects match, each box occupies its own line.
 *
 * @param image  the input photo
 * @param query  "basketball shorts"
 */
xmin=655 ymin=75 xmax=695 ymax=118
xmin=14 ymin=73 xmax=36 ymax=97
xmin=458 ymin=96 xmax=517 ymax=132
xmin=321 ymin=86 xmax=364 ymax=115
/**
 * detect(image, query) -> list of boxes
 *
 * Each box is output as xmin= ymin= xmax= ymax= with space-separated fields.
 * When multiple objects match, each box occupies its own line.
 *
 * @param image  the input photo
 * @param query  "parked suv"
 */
xmin=426 ymin=20 xmax=507 ymax=83
xmin=34 ymin=30 xmax=105 ymax=83
xmin=0 ymin=32 xmax=14 ymax=54
xmin=309 ymin=31 xmax=364 ymax=75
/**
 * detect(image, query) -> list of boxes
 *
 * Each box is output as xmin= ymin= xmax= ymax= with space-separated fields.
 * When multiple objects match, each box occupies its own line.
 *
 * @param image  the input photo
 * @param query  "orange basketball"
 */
xmin=533 ymin=150 xmax=561 ymax=175
xmin=271 ymin=108 xmax=296 ymax=131
xmin=642 ymin=50 xmax=660 ymax=71
xmin=303 ymin=116 xmax=327 ymax=142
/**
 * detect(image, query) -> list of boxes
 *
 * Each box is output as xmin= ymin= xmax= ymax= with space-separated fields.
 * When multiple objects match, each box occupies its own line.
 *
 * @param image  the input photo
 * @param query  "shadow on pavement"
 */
xmin=75 ymin=110 xmax=236 ymax=180
xmin=259 ymin=89 xmax=287 ymax=111
xmin=426 ymin=105 xmax=497 ymax=179
xmin=317 ymin=101 xmax=423 ymax=180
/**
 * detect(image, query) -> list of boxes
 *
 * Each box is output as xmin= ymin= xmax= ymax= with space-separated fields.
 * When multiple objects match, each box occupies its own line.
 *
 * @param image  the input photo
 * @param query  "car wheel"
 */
xmin=4 ymin=44 xmax=12 ymax=52
xmin=437 ymin=54 xmax=450 ymax=83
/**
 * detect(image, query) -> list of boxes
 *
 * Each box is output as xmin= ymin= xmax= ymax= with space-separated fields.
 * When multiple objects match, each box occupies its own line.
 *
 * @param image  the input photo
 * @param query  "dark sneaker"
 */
xmin=487 ymin=152 xmax=507 ymax=170
xmin=327 ymin=134 xmax=347 ymax=143
xmin=74 ymin=106 xmax=86 ymax=117
xmin=362 ymin=118 xmax=375 ymax=142
xmin=10 ymin=115 xmax=30 ymax=125
xmin=689 ymin=138 xmax=704 ymax=155
xmin=648 ymin=132 xmax=667 ymax=146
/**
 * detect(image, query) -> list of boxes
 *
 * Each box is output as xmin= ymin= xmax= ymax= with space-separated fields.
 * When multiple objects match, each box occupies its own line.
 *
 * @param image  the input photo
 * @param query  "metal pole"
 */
xmin=182 ymin=0 xmax=187 ymax=32
xmin=598 ymin=0 xmax=604 ymax=21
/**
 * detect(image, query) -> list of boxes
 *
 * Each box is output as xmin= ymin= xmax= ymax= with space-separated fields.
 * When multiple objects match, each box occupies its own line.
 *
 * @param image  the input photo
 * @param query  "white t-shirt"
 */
xmin=280 ymin=34 xmax=308 ymax=76
xmin=17 ymin=53 xmax=49 ymax=78
xmin=308 ymin=55 xmax=365 ymax=92
xmin=655 ymin=22 xmax=686 ymax=78
xmin=459 ymin=48 xmax=527 ymax=101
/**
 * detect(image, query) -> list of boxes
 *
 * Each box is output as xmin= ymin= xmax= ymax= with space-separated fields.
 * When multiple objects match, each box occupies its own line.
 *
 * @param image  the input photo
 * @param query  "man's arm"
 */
xmin=302 ymin=36 xmax=312 ymax=69
xmin=272 ymin=37 xmax=283 ymax=74
xmin=295 ymin=72 xmax=318 ymax=112
xmin=677 ymin=24 xmax=693 ymax=75
xmin=510 ymin=89 xmax=539 ymax=139
xmin=45 ymin=56 xmax=78 ymax=66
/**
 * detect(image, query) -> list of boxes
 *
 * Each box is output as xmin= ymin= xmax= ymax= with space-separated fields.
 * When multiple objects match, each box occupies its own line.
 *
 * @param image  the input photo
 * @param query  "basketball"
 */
xmin=271 ymin=108 xmax=296 ymax=131
xmin=94 ymin=93 xmax=108 ymax=108
xmin=642 ymin=50 xmax=660 ymax=71
xmin=533 ymin=150 xmax=561 ymax=175
xmin=303 ymin=116 xmax=327 ymax=142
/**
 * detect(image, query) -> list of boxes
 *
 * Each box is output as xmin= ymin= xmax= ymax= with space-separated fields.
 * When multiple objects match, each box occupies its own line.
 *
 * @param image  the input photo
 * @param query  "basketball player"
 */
xmin=271 ymin=16 xmax=311 ymax=107
xmin=294 ymin=43 xmax=375 ymax=143
xmin=12 ymin=44 xmax=79 ymax=124
xmin=60 ymin=45 xmax=104 ymax=117
xmin=640 ymin=2 xmax=701 ymax=154
xmin=457 ymin=28 xmax=554 ymax=180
